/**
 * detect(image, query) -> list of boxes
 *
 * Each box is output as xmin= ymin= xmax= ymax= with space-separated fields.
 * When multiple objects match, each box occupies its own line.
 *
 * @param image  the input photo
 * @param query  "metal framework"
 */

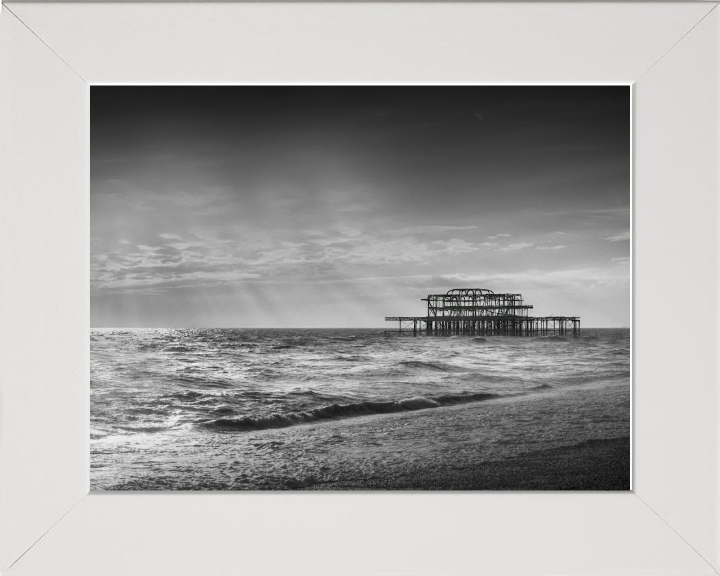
xmin=385 ymin=288 xmax=580 ymax=336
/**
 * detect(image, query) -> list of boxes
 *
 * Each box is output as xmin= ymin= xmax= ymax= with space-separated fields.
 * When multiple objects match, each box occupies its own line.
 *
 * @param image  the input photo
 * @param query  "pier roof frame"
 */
xmin=1 ymin=2 xmax=719 ymax=576
xmin=422 ymin=292 xmax=523 ymax=301
xmin=445 ymin=288 xmax=494 ymax=295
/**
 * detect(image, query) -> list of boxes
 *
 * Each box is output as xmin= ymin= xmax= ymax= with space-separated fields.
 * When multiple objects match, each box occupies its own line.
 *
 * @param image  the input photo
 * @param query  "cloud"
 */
xmin=497 ymin=242 xmax=533 ymax=252
xmin=416 ymin=264 xmax=630 ymax=290
xmin=432 ymin=238 xmax=479 ymax=255
xmin=389 ymin=225 xmax=478 ymax=236
xmin=612 ymin=256 xmax=630 ymax=262
xmin=92 ymin=225 xmax=491 ymax=294
xmin=536 ymin=245 xmax=567 ymax=250
xmin=488 ymin=233 xmax=511 ymax=239
xmin=606 ymin=231 xmax=630 ymax=242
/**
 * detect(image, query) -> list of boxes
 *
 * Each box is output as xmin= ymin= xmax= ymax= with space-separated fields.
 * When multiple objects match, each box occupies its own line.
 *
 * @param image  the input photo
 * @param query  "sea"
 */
xmin=90 ymin=327 xmax=630 ymax=490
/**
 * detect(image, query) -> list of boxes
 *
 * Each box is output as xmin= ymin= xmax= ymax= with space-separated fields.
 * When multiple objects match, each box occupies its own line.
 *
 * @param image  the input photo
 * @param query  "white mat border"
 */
xmin=1 ymin=3 xmax=718 ymax=574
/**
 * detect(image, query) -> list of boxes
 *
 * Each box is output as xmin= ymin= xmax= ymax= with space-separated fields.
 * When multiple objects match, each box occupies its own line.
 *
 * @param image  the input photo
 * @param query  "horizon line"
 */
xmin=90 ymin=326 xmax=630 ymax=330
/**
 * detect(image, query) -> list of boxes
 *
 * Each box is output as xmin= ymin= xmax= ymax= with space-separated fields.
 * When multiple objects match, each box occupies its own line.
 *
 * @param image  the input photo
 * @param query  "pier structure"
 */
xmin=385 ymin=288 xmax=580 ymax=336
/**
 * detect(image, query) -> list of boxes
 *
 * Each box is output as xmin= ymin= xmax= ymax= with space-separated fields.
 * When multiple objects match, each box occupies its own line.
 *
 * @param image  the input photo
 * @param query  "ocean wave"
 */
xmin=398 ymin=360 xmax=451 ymax=372
xmin=162 ymin=390 xmax=206 ymax=402
xmin=200 ymin=391 xmax=502 ymax=433
xmin=457 ymin=372 xmax=519 ymax=384
xmin=164 ymin=345 xmax=192 ymax=352
xmin=211 ymin=405 xmax=236 ymax=416
xmin=288 ymin=387 xmax=319 ymax=396
xmin=530 ymin=384 xmax=554 ymax=390
xmin=118 ymin=425 xmax=173 ymax=434
xmin=137 ymin=343 xmax=161 ymax=351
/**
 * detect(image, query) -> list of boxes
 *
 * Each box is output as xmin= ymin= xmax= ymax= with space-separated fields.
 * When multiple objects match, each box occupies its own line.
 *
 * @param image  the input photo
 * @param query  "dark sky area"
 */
xmin=91 ymin=86 xmax=630 ymax=327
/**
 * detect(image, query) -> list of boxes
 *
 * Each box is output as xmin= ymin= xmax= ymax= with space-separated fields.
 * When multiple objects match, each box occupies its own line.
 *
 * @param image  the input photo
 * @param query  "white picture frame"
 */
xmin=0 ymin=2 xmax=718 ymax=574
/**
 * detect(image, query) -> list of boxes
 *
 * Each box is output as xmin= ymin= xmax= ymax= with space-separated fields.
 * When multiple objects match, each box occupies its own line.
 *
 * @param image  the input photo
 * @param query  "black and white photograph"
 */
xmin=90 ymin=85 xmax=630 ymax=491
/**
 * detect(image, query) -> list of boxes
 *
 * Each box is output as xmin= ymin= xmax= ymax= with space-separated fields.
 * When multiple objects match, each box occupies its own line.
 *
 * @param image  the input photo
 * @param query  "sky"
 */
xmin=91 ymin=86 xmax=630 ymax=328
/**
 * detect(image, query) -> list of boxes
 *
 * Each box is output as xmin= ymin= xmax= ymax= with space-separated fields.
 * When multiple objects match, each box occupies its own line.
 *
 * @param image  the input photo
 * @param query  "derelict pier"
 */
xmin=385 ymin=288 xmax=580 ymax=336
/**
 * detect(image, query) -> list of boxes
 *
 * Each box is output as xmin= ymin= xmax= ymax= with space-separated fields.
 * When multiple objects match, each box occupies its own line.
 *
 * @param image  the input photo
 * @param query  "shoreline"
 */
xmin=304 ymin=436 xmax=630 ymax=491
xmin=92 ymin=385 xmax=630 ymax=490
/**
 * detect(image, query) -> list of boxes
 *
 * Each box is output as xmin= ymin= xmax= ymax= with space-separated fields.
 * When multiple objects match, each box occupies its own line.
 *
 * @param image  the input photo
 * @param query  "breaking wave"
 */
xmin=398 ymin=360 xmax=452 ymax=371
xmin=200 ymin=391 xmax=502 ymax=433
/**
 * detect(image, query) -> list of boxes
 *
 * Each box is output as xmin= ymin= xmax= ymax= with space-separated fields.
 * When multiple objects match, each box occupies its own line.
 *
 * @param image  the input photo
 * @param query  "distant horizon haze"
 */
xmin=91 ymin=325 xmax=630 ymax=331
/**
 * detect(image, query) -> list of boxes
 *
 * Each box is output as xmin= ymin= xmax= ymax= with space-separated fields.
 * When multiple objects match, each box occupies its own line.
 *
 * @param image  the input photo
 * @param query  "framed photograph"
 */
xmin=1 ymin=2 xmax=718 ymax=575
xmin=88 ymin=83 xmax=630 ymax=494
